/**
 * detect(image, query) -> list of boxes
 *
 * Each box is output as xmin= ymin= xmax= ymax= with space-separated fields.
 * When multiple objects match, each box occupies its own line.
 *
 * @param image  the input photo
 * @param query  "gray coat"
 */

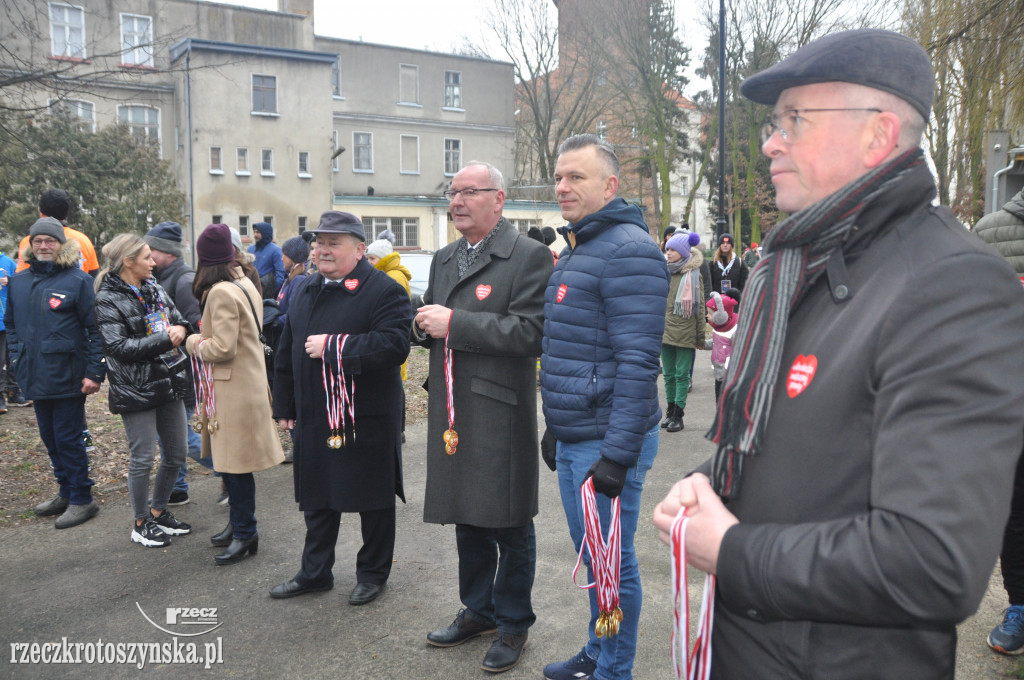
xmin=974 ymin=189 xmax=1024 ymax=274
xmin=416 ymin=219 xmax=552 ymax=528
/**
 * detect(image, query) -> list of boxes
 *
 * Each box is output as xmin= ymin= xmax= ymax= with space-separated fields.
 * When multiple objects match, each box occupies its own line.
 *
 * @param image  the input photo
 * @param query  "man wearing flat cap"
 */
xmin=270 ymin=211 xmax=411 ymax=606
xmin=652 ymin=29 xmax=1024 ymax=678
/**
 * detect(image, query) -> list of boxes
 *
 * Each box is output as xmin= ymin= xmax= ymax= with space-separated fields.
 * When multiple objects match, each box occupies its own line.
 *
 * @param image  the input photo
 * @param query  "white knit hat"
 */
xmin=366 ymin=239 xmax=393 ymax=259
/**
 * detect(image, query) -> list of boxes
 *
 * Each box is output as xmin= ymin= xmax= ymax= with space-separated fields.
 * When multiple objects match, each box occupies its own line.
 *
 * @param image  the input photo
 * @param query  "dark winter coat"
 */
xmin=153 ymin=256 xmax=201 ymax=408
xmin=709 ymin=251 xmax=748 ymax=293
xmin=248 ymin=222 xmax=285 ymax=297
xmin=540 ymin=198 xmax=668 ymax=468
xmin=273 ymin=258 xmax=412 ymax=512
xmin=415 ymin=220 xmax=552 ymax=528
xmin=699 ymin=160 xmax=1024 ymax=679
xmin=4 ymin=241 xmax=106 ymax=400
xmin=94 ymin=273 xmax=191 ymax=415
xmin=974 ymin=189 xmax=1024 ymax=274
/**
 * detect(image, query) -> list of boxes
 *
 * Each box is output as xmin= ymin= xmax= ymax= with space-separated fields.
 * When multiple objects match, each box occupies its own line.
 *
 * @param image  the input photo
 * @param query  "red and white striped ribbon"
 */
xmin=321 ymin=335 xmax=340 ymax=435
xmin=443 ymin=323 xmax=455 ymax=434
xmin=573 ymin=477 xmax=622 ymax=632
xmin=337 ymin=334 xmax=353 ymax=435
xmin=191 ymin=339 xmax=215 ymax=421
xmin=671 ymin=508 xmax=715 ymax=680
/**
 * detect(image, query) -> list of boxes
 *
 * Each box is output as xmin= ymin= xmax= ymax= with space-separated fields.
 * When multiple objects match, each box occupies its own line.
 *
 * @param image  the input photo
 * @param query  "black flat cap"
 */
xmin=740 ymin=29 xmax=933 ymax=121
xmin=310 ymin=211 xmax=365 ymax=241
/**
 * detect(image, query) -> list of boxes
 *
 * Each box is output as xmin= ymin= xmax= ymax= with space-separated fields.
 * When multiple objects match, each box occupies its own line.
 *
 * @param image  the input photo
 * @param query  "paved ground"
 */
xmin=1 ymin=360 xmax=1022 ymax=678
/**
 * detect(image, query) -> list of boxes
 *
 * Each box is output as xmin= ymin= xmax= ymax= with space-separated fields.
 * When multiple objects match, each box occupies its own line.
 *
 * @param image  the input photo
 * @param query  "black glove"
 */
xmin=585 ymin=456 xmax=628 ymax=498
xmin=540 ymin=428 xmax=557 ymax=472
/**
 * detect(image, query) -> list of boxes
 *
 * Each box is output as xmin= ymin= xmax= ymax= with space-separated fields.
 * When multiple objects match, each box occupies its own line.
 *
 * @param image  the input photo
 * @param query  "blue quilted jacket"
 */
xmin=540 ymin=199 xmax=669 ymax=467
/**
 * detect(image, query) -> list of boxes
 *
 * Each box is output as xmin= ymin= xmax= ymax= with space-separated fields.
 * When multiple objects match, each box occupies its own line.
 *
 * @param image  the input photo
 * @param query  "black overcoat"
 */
xmin=416 ymin=220 xmax=552 ymax=527
xmin=273 ymin=258 xmax=412 ymax=512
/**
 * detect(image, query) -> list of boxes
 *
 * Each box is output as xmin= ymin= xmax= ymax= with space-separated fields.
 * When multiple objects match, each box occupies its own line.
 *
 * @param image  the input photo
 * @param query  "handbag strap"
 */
xmin=230 ymin=280 xmax=267 ymax=343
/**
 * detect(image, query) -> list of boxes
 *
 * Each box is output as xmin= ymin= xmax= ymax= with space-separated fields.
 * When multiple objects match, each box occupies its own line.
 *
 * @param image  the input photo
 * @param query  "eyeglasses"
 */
xmin=443 ymin=187 xmax=499 ymax=200
xmin=30 ymin=237 xmax=61 ymax=247
xmin=760 ymin=108 xmax=882 ymax=144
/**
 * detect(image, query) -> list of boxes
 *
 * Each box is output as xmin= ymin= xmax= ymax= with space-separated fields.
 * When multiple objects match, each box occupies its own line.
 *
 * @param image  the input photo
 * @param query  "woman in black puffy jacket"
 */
xmin=94 ymin=233 xmax=194 ymax=549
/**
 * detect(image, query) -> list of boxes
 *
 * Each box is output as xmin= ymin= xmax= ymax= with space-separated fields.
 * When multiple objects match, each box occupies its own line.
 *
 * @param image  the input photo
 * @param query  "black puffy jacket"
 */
xmin=94 ymin=273 xmax=192 ymax=415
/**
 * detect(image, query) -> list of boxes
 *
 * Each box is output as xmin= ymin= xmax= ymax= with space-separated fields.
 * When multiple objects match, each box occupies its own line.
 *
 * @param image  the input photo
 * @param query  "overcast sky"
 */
xmin=220 ymin=0 xmax=710 ymax=89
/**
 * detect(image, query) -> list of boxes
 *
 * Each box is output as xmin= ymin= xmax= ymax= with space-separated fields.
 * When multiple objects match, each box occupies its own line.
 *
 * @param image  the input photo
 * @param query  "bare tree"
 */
xmin=482 ymin=0 xmax=610 ymax=187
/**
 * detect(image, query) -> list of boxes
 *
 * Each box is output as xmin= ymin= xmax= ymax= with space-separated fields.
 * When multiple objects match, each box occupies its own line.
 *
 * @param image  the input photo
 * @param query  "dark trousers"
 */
xmin=297 ymin=506 xmax=395 ymax=587
xmin=34 ymin=396 xmax=93 ymax=504
xmin=1002 ymin=451 xmax=1024 ymax=604
xmin=0 ymin=330 xmax=7 ymax=393
xmin=456 ymin=521 xmax=537 ymax=635
xmin=221 ymin=472 xmax=257 ymax=540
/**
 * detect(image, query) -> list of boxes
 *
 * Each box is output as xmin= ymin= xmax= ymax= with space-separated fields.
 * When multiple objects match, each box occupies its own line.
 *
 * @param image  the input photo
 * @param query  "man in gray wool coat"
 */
xmin=414 ymin=161 xmax=553 ymax=674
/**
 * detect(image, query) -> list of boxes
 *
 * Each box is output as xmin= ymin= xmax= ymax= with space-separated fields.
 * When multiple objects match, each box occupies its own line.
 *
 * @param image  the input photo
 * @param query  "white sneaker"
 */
xmin=131 ymin=518 xmax=171 ymax=547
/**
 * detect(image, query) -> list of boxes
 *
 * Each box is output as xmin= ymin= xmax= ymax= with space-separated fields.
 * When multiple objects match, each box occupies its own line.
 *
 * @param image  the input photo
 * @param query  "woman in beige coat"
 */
xmin=185 ymin=224 xmax=283 ymax=565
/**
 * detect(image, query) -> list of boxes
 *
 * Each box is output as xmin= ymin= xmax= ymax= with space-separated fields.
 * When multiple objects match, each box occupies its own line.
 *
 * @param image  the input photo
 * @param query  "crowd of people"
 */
xmin=6 ymin=28 xmax=1024 ymax=680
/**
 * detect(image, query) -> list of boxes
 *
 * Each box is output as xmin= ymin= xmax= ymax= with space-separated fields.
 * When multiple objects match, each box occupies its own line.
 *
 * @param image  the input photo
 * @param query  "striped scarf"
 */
xmin=706 ymin=148 xmax=925 ymax=499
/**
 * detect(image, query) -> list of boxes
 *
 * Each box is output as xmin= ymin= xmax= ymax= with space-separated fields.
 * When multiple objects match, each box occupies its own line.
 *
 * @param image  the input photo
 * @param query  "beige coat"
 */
xmin=184 ymin=270 xmax=283 ymax=473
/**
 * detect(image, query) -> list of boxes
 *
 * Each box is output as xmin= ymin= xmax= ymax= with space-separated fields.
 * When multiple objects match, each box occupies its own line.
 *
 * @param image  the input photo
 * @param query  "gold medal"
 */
xmin=207 ymin=421 xmax=215 ymax=434
xmin=190 ymin=414 xmax=203 ymax=433
xmin=443 ymin=428 xmax=458 ymax=455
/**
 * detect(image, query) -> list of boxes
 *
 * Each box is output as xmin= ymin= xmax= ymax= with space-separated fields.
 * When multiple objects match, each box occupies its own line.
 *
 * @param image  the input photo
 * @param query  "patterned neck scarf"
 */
xmin=706 ymin=148 xmax=926 ymax=500
xmin=456 ymin=220 xmax=503 ymax=278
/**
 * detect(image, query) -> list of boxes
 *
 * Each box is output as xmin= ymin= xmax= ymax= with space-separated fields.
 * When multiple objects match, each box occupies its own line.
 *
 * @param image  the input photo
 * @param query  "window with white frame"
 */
xmin=236 ymin=147 xmax=250 ymax=175
xmin=444 ymin=71 xmax=462 ymax=109
xmin=120 ymin=14 xmax=153 ymax=66
xmin=362 ymin=217 xmax=419 ymax=248
xmin=510 ymin=219 xmax=540 ymax=235
xmin=212 ymin=214 xmax=222 ymax=224
xmin=678 ymin=176 xmax=689 ymax=195
xmin=596 ymin=120 xmax=607 ymax=140
xmin=444 ymin=138 xmax=461 ymax=176
xmin=238 ymin=215 xmax=249 ymax=236
xmin=252 ymin=74 xmax=277 ymax=114
xmin=49 ymin=3 xmax=86 ymax=59
xmin=400 ymin=135 xmax=419 ymax=174
xmin=261 ymin=148 xmax=274 ymax=176
xmin=297 ymin=216 xmax=308 ymax=233
xmin=50 ymin=98 xmax=94 ymax=132
xmin=298 ymin=151 xmax=311 ymax=177
xmin=263 ymin=216 xmax=274 ymax=226
xmin=118 ymin=105 xmax=159 ymax=144
xmin=331 ymin=58 xmax=342 ymax=97
xmin=209 ymin=146 xmax=223 ymax=174
xmin=353 ymin=132 xmax=373 ymax=172
xmin=332 ymin=130 xmax=340 ymax=172
xmin=399 ymin=64 xmax=419 ymax=105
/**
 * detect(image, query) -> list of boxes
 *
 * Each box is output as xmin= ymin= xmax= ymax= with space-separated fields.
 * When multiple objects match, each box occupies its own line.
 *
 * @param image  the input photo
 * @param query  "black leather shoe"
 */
xmin=210 ymin=522 xmax=233 ymax=547
xmin=481 ymin=632 xmax=528 ymax=673
xmin=213 ymin=535 xmax=258 ymax=565
xmin=348 ymin=582 xmax=383 ymax=606
xmin=427 ymin=609 xmax=497 ymax=647
xmin=269 ymin=578 xmax=334 ymax=599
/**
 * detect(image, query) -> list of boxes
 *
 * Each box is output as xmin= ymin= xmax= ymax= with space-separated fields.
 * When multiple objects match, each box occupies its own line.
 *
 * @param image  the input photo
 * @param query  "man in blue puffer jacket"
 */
xmin=247 ymin=221 xmax=285 ymax=299
xmin=540 ymin=134 xmax=668 ymax=680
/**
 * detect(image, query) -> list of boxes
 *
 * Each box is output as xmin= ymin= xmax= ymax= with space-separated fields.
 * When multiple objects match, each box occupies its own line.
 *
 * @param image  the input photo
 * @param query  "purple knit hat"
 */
xmin=196 ymin=223 xmax=236 ymax=266
xmin=666 ymin=231 xmax=701 ymax=260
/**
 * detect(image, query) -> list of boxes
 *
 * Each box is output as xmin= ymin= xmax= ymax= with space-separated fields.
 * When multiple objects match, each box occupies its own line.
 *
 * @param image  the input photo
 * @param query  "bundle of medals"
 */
xmin=442 ymin=326 xmax=458 ymax=455
xmin=321 ymin=334 xmax=354 ymax=449
xmin=573 ymin=477 xmax=623 ymax=638
xmin=670 ymin=507 xmax=715 ymax=680
xmin=190 ymin=338 xmax=217 ymax=433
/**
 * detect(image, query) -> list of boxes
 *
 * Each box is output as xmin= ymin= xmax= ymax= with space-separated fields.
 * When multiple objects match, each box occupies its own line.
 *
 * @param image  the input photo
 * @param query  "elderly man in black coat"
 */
xmin=270 ymin=211 xmax=411 ymax=606
xmin=414 ymin=162 xmax=552 ymax=673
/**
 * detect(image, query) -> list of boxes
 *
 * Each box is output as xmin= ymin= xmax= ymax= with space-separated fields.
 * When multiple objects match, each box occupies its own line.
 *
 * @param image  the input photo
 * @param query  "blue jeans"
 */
xmin=172 ymin=404 xmax=212 ymax=493
xmin=456 ymin=522 xmax=537 ymax=635
xmin=556 ymin=426 xmax=659 ymax=680
xmin=34 ymin=396 xmax=93 ymax=505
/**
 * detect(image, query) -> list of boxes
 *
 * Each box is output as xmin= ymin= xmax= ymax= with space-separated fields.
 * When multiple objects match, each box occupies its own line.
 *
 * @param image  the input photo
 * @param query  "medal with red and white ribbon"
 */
xmin=573 ymin=477 xmax=622 ymax=637
xmin=190 ymin=339 xmax=217 ymax=433
xmin=442 ymin=322 xmax=458 ymax=455
xmin=321 ymin=334 xmax=350 ymax=449
xmin=671 ymin=508 xmax=715 ymax=680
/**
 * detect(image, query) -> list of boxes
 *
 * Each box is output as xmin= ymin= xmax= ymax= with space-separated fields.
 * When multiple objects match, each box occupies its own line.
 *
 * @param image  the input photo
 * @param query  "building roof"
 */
xmin=169 ymin=38 xmax=338 ymax=64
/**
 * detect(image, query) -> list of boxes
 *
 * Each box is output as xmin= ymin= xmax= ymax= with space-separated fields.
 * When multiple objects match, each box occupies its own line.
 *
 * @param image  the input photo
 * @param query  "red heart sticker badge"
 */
xmin=344 ymin=279 xmax=359 ymax=290
xmin=786 ymin=354 xmax=817 ymax=398
xmin=49 ymin=297 xmax=62 ymax=309
xmin=556 ymin=284 xmax=567 ymax=303
xmin=476 ymin=284 xmax=491 ymax=300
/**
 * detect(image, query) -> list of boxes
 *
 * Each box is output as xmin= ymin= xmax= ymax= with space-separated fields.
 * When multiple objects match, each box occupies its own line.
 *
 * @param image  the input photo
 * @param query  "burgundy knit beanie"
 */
xmin=197 ymin=223 xmax=235 ymax=266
